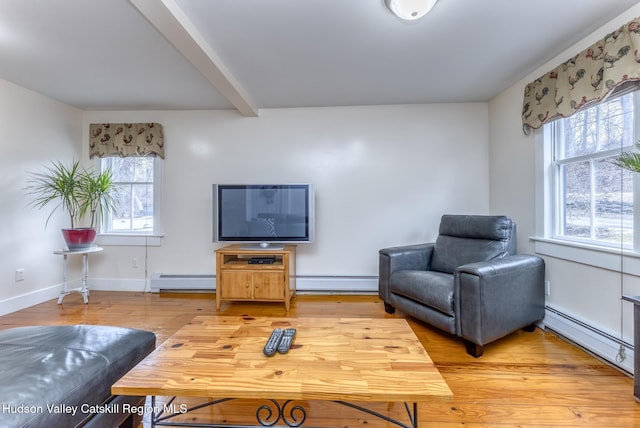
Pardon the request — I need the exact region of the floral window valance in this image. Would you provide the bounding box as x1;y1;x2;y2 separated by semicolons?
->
522;17;640;134
89;123;165;158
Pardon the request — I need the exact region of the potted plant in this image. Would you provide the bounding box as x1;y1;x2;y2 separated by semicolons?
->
25;160;115;250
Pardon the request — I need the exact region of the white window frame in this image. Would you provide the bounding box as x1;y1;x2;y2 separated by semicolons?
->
552;103;636;248
534;92;640;275
93;156;163;246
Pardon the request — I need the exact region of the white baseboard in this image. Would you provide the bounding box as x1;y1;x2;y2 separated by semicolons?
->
0;279;151;315
0;284;62;317
543;304;633;374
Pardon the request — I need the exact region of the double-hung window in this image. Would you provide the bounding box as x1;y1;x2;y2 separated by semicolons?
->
95;155;163;246
548;92;637;249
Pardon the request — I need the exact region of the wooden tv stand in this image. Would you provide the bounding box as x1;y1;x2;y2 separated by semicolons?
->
215;244;296;311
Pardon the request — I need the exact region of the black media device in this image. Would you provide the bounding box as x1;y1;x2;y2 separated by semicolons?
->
248;257;276;264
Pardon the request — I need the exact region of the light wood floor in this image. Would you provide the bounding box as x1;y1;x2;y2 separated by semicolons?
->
1;291;639;427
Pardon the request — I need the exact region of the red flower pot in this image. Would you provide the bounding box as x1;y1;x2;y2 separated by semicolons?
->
62;228;96;250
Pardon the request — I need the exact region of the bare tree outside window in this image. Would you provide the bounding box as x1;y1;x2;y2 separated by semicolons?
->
554;93;635;247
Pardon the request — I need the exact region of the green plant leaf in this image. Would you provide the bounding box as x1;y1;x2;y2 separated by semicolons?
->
613;143;640;173
24;160;115;230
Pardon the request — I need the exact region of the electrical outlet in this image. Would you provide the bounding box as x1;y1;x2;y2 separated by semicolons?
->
132;258;139;269
544;280;550;296
15;269;25;282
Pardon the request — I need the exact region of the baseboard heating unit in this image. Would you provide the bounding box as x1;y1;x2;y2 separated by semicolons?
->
543;304;634;375
150;274;378;293
150;274;215;292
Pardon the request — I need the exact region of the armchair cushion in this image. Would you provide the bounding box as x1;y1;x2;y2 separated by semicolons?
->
390;270;454;316
431;215;515;274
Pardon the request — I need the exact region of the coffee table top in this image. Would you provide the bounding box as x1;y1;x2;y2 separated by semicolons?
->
112;316;453;403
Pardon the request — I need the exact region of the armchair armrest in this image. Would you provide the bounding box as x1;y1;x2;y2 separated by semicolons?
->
378;243;434;302
454;254;545;346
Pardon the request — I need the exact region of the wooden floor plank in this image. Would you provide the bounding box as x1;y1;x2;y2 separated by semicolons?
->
0;291;639;427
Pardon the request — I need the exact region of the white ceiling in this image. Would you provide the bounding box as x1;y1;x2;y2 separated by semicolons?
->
0;0;638;116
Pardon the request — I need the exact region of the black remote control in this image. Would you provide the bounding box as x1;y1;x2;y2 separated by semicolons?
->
277;328;296;354
263;328;284;356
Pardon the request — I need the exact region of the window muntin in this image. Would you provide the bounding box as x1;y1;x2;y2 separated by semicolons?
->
552;93;635;248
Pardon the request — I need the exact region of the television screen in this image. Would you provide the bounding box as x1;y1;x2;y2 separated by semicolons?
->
213;184;314;245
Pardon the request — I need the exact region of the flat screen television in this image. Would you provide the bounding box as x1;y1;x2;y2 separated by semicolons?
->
212;184;315;249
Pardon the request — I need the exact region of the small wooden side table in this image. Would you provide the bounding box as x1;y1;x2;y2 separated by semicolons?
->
54;246;103;304
622;295;640;401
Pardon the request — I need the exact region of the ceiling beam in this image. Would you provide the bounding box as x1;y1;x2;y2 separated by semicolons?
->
128;0;258;117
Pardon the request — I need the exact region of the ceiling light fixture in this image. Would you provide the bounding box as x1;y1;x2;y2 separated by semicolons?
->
384;0;438;21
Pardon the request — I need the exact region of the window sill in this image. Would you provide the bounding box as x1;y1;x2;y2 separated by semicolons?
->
532;236;640;276
96;234;163;247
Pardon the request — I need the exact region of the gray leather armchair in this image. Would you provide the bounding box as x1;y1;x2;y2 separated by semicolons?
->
379;214;545;357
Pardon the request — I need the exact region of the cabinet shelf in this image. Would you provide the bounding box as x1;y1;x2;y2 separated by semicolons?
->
220;255;284;268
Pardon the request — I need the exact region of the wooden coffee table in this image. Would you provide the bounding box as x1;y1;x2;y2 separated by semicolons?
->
112;316;452;427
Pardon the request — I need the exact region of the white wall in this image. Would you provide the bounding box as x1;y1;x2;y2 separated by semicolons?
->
488;82;538;254
83;103;490;289
489;4;640;372
0;78;82;314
